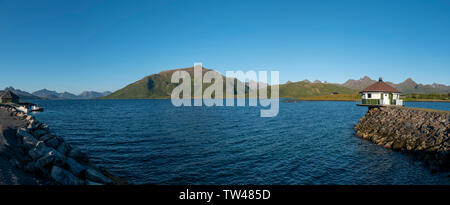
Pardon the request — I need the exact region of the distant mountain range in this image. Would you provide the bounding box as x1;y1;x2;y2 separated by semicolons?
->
4;87;41;99
3;69;449;100
99;67;357;99
341;76;450;94
100;67;449;99
2;87;111;100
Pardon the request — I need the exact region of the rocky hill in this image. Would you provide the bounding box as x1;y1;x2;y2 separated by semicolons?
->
279;81;356;98
342;77;450;94
100;67;251;99
4;87;41;99
28;89;111;100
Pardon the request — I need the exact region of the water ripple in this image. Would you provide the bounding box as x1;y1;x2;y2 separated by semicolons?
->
30;99;450;185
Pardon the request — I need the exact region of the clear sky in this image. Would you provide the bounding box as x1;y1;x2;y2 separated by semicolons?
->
1;0;449;94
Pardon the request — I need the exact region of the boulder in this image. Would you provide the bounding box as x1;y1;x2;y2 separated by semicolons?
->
68;148;89;163
53;150;67;167
45;137;60;148
9;159;22;168
24;161;48;176
66;157;86;177
32;129;48;138
17;127;32;138
26;115;33;121
86;180;104;185
37;153;55;167
22;133;38;150
50;166;83;185
85;168;112;184
24;161;40;173
39;134;54;141
27;120;38;130
28;141;54;160
40;123;49;131
56;142;69;155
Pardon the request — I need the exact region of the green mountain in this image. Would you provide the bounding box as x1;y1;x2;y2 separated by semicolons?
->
101;67;359;99
279;81;357;98
100;67;251;99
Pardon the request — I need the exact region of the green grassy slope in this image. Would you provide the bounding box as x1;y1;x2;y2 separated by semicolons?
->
278;81;358;98
100;67;250;99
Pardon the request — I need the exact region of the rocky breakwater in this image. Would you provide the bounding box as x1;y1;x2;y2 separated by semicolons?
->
0;104;127;185
354;106;450;171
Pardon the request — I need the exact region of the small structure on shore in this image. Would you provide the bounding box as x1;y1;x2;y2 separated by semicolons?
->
0;90;19;103
0;90;43;113
358;77;403;106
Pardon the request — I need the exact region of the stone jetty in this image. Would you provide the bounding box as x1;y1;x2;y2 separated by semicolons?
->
0;104;127;185
354;106;450;171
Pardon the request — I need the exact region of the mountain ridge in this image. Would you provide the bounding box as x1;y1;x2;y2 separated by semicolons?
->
1;87;112;100
342;77;450;94
101;67;450;99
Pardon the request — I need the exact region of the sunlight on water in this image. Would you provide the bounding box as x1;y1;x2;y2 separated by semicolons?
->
30;100;450;185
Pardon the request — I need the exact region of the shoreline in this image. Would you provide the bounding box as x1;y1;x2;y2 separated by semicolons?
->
285;99;450;103
0;104;127;185
29;98;450;102
354;106;450;172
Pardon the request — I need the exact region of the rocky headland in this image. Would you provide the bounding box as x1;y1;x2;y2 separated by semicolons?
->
354;106;450;171
0;104;127;185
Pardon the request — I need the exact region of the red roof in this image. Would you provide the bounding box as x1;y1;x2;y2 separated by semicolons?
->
361;78;400;93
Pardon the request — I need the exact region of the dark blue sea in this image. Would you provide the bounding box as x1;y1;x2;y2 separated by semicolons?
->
29;100;450;185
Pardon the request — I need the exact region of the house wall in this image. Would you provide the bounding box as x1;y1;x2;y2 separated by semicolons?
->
0;98;18;103
362;92;382;99
361;92;401;105
362;92;400;99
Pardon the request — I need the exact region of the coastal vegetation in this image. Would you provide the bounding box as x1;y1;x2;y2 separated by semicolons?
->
403;93;450;102
289;93;450;102
288;94;360;101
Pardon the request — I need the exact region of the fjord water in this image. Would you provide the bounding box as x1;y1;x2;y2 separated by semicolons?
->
30;100;450;185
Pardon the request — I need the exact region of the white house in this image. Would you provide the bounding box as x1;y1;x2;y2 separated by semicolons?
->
360;77;403;106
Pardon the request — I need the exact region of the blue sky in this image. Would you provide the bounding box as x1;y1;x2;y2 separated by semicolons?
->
1;0;449;94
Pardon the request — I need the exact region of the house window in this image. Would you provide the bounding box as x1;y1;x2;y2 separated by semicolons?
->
367;94;371;98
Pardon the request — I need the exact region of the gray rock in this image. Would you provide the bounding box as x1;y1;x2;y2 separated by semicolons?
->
24;161;48;175
50;166;83;185
32;129;48;138
9;159;21;168
39;134;53;141
26;115;33;121
66;157;86;177
85;168;112;184
24;161;40;173
22;133;38;150
56;142;69;155
86;180;104;185
27;120;38;130
53;150;67;167
37;152;55;167
45;137;60;148
17;127;32;138
68;148;89;163
28;141;53;160
40;123;49;131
